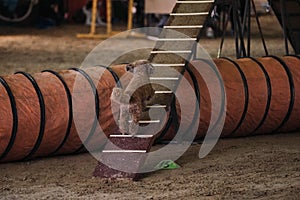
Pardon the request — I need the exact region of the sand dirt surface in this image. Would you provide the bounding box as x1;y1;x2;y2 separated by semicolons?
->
0;14;299;199
0;134;299;199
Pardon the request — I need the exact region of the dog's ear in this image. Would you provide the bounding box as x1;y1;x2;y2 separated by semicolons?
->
126;63;135;73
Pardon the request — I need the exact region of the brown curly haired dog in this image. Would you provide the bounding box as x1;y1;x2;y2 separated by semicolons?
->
111;60;155;134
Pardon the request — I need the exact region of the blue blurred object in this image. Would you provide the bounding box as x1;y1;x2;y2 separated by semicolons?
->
36;17;56;29
2;0;18;12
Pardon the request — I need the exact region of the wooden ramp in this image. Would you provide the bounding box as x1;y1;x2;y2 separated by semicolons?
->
94;0;215;180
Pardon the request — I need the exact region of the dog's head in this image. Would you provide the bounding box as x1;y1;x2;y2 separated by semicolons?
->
126;60;154;75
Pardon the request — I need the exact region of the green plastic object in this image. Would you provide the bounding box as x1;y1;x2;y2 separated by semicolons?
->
154;160;181;170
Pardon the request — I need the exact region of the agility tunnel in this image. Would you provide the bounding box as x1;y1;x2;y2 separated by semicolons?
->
0;55;299;163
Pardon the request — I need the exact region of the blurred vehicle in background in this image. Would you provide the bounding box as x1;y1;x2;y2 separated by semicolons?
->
0;0;39;23
0;0;143;28
0;0;272;30
0;0;68;27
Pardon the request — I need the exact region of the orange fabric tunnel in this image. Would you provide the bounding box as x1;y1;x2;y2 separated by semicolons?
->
0;56;299;162
163;55;300;141
0;66;122;162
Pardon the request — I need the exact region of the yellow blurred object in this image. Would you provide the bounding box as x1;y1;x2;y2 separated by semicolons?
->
77;0;134;39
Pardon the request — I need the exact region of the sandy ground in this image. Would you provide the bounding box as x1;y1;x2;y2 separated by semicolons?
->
0;14;299;199
0;14;294;75
0;134;299;200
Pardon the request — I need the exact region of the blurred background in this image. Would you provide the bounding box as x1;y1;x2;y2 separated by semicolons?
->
0;0;271;28
0;0;294;75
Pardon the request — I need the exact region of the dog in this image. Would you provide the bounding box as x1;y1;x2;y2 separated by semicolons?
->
110;60;155;134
